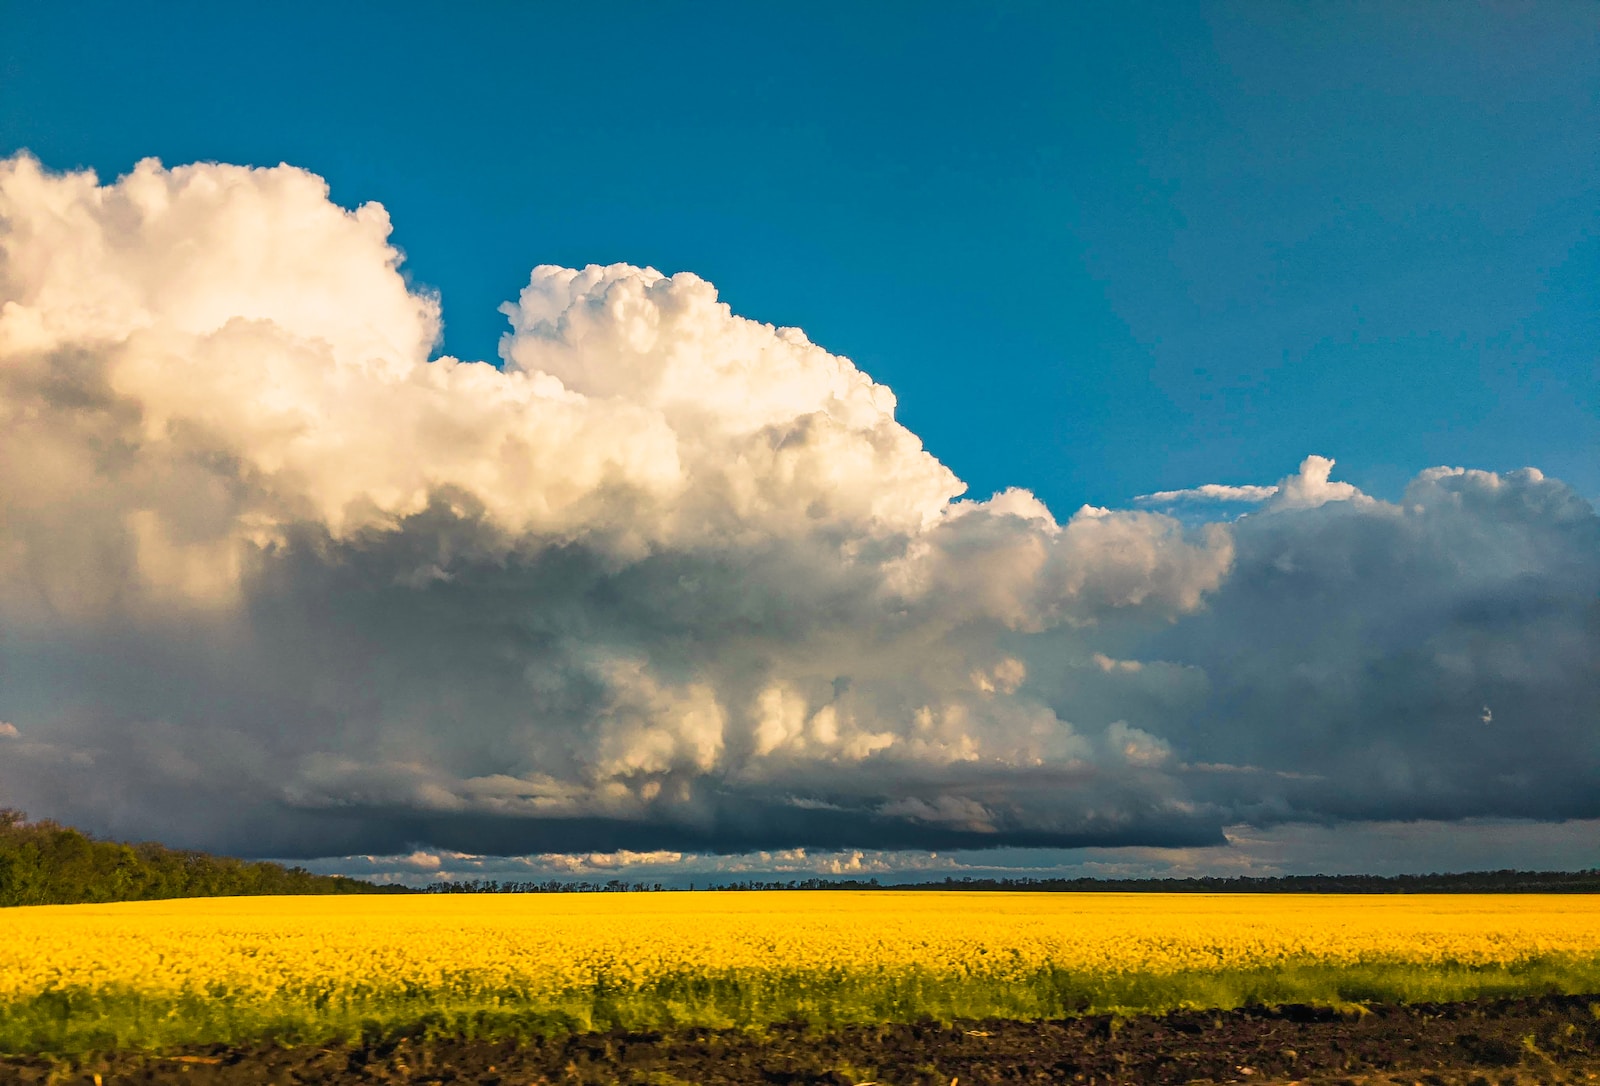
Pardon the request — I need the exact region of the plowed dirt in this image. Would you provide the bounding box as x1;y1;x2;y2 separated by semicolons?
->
4;993;1599;1085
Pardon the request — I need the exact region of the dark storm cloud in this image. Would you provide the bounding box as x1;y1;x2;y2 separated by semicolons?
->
1140;466;1600;825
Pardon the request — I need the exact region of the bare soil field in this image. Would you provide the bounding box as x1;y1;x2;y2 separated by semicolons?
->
4;994;1598;1085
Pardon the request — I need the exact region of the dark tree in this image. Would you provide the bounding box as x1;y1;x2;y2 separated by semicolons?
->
0;810;408;906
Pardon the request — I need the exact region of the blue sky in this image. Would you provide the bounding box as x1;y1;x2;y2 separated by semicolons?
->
1;3;1597;879
6;2;1594;512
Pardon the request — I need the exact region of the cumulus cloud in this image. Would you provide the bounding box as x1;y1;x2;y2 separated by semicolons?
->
0;154;1233;856
0;154;1594;868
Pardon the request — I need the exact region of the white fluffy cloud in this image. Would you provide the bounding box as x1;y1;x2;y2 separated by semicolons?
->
0;154;1594;864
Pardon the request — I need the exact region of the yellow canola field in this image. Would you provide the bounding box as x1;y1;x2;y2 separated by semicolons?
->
3;892;1600;1053
5;891;1600;1002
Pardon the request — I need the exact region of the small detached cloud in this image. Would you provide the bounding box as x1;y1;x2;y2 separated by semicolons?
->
1137;455;1369;512
1137;483;1280;505
0;722;18;740
539;850;686;874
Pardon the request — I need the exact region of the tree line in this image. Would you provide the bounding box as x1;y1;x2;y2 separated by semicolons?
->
422;879;671;894
421;871;1600;894
880;872;1600;893
0;810;405;906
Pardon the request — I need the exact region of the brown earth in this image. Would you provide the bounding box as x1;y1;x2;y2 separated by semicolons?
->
4;994;1599;1086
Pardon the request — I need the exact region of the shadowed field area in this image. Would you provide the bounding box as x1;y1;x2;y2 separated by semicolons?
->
4;993;1599;1084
